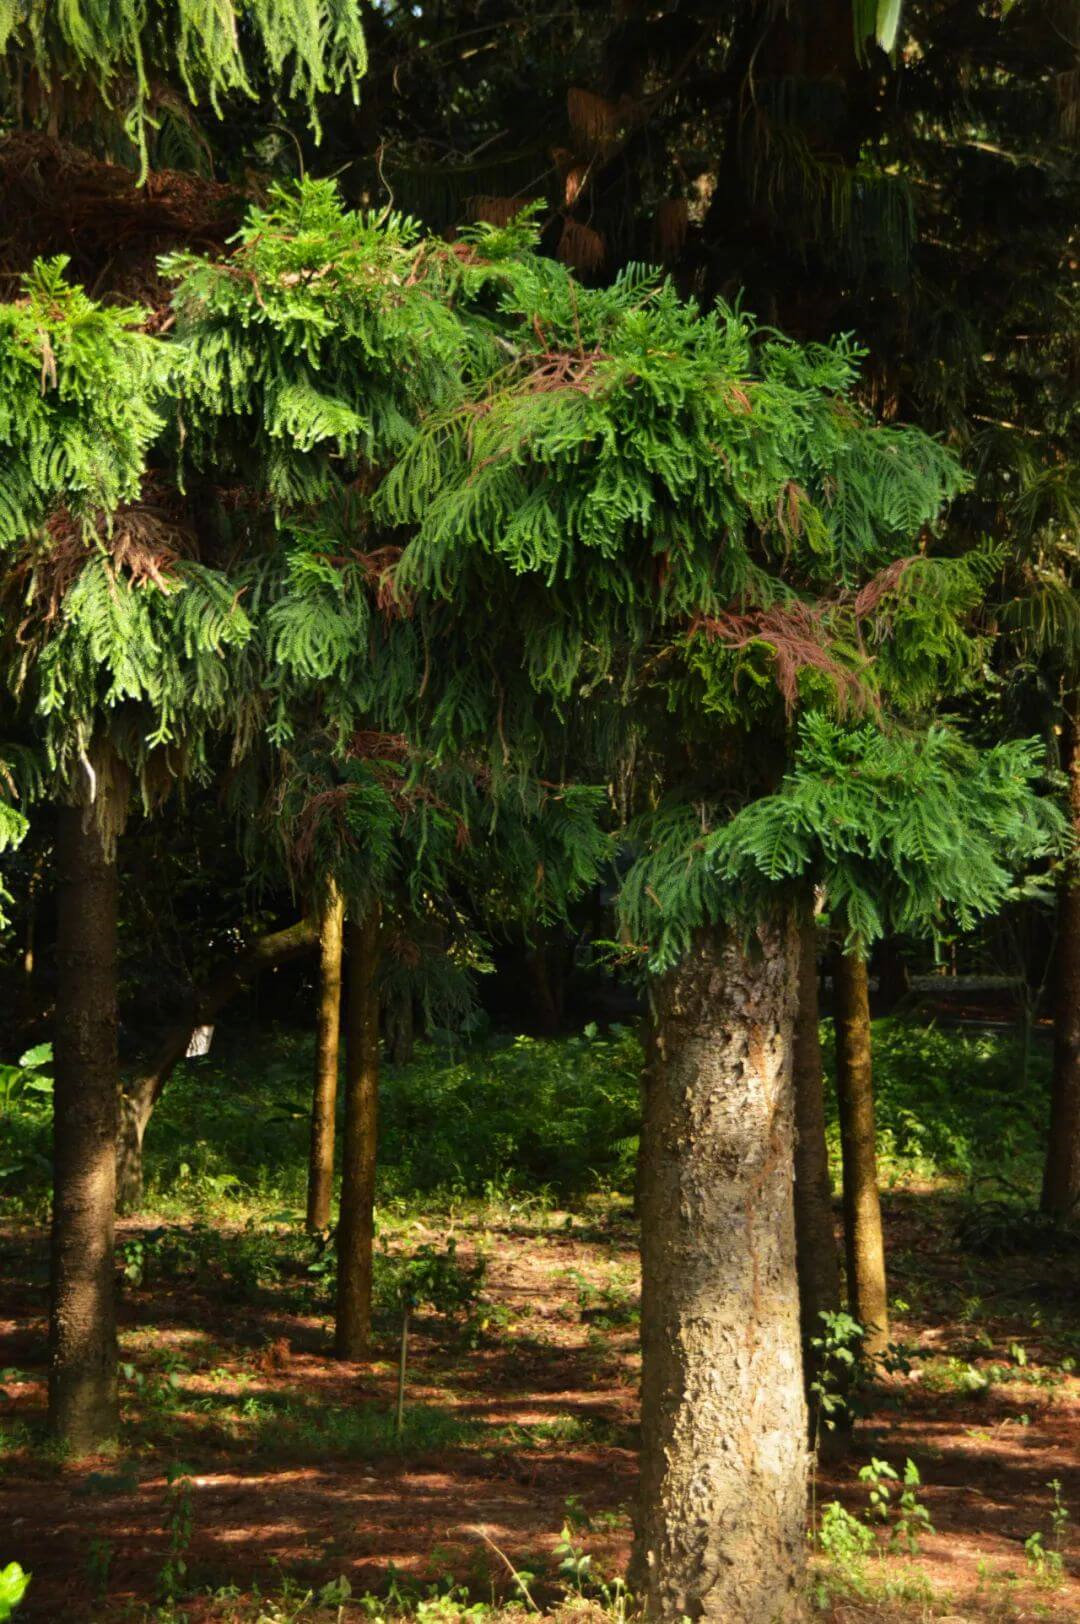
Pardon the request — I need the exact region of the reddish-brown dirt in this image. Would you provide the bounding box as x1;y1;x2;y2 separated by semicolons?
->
1;1192;1078;1622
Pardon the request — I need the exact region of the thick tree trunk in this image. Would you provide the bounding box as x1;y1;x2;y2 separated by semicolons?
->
1043;701;1080;1216
633;916;808;1624
115;916;318;1212
335;907;381;1360
50;801;120;1451
793;910;843;1385
833;950;889;1358
307;881;345;1231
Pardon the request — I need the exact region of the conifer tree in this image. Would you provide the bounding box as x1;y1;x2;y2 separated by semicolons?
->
354;0;1079;1227
0;3;368;1447
0;256;258;1447
351;200;971;1619
627;711;1065;1367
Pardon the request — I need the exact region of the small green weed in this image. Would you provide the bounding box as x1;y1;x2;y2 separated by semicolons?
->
1024;1479;1070;1589
159;1462;196;1603
0;1563;29;1622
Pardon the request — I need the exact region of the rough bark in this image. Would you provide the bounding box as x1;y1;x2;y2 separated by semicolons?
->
633;916;808;1623
116;916;318;1212
833;949;889;1358
1043;700;1080;1216
335;907;381;1360
50;800;120;1451
793;911;843;1381
307;881;345;1231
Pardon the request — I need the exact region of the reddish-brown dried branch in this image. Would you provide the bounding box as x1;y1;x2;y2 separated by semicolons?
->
689;601;865;713
5;485;196;642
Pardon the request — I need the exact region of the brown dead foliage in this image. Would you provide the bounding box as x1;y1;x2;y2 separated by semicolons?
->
690;600;867;713
4;487;196;644
0;132;239;305
556;219;606;275
469;195;539;227
654;198;689;263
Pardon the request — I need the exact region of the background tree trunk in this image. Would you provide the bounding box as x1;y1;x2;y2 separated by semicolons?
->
115;916;317;1212
385;987;415;1067
50;799;120;1451
793;909;844;1408
335;907;381;1360
307;881;345;1230
872;934;911;1013
833;949;889;1358
633;916;808;1623
525;930;565;1035
1043;700;1080;1216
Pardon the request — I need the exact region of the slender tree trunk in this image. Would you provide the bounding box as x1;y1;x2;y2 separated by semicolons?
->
633;916;808;1624
23;895;35;979
335;907;381;1360
793;910;844;1389
50;800;120;1451
307;881;345;1231
526;930;564;1035
833;949;889;1358
115;916;318;1212
1043;700;1080;1216
385;987;415;1067
18;881;37;1032
872;935;910;1013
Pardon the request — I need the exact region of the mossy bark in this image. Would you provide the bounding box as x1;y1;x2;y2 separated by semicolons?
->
50;800;120;1452
1043;700;1080;1216
833;949;889;1359
307;881;345;1231
633;916;808;1622
335;907;381;1360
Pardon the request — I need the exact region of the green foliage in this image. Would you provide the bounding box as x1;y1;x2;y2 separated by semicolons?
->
0;1042;51;1117
0;179;987;963
853;0;904;57
374;1239;486;1319
858;1457;934;1554
0;1018;1055;1218
0;258;253;805
388;239;964;652
159;1462;196;1602
0;1563;29;1622
0;257;168;543
622;715;1066;966
722;717;1065;946
808;1309;863;1442
166;180;466;518
820;1018;1052;1188
377;1028;640;1200
166;179;977;951
1024;1480;1070;1588
0;1;367;176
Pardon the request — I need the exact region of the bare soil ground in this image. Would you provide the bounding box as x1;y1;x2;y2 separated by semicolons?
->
1;1189;1078;1622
